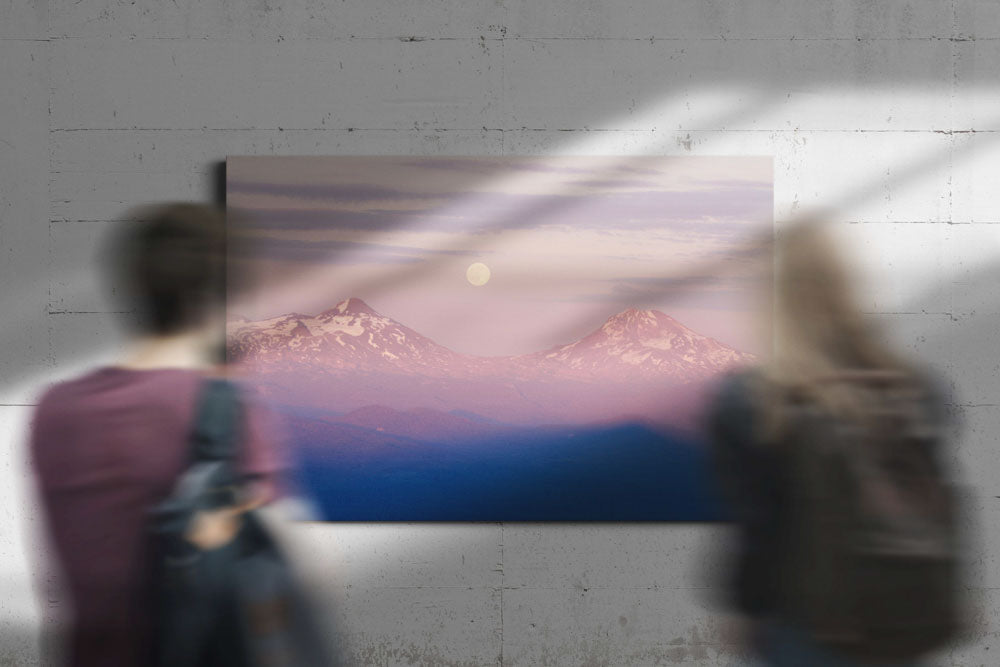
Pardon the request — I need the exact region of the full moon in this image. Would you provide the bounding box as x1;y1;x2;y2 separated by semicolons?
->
466;262;491;286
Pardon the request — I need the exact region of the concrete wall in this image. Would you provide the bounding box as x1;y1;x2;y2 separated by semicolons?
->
2;1;999;664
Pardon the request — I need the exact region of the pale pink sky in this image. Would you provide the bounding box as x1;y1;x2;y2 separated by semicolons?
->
227;156;772;356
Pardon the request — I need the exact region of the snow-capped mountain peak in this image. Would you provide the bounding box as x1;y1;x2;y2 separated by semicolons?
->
599;307;693;340
229;299;754;384
534;306;755;381
228;298;465;376
323;297;380;319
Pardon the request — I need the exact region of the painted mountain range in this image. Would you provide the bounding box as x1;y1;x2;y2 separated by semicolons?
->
223;155;772;520
229;298;754;428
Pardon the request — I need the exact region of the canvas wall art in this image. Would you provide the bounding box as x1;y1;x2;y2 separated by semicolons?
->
226;156;772;520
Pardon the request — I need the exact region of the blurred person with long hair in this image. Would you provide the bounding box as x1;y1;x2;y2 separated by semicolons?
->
29;204;287;665
707;222;964;666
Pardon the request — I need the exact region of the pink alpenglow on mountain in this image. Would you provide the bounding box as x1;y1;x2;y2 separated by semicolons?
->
526;307;755;383
229;299;752;381
229;298;467;377
228;298;754;426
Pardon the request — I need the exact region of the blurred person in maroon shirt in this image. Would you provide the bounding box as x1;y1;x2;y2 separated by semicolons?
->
30;204;287;666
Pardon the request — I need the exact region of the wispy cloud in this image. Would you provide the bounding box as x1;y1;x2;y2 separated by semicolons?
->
393;158;601;176
233;237;480;264
617;166;661;175
565;282;755;309
567;178;662;189
233;185;770;235
692;178;773;190
227;180;438;202
232;207;437;232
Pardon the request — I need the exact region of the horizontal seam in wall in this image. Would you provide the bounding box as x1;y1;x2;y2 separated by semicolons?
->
33;36;994;43
864;314;956;320
47;310;132;315
46;128;997;133
48;223;993;231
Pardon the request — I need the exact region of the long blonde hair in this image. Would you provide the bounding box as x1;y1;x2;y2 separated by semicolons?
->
761;221;911;434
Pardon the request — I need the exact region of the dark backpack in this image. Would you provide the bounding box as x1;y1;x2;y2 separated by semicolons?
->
149;378;336;667
778;372;962;661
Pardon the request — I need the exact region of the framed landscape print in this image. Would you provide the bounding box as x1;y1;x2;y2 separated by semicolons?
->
226;156;772;520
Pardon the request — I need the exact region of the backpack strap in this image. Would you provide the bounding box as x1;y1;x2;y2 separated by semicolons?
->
190;378;243;464
184;378;245;508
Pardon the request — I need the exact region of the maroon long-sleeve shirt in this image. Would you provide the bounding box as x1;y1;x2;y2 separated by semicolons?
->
30;367;286;666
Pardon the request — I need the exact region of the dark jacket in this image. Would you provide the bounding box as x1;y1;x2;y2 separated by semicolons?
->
706;369;954;618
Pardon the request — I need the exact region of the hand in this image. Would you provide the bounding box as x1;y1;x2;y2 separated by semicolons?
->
185;507;242;550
